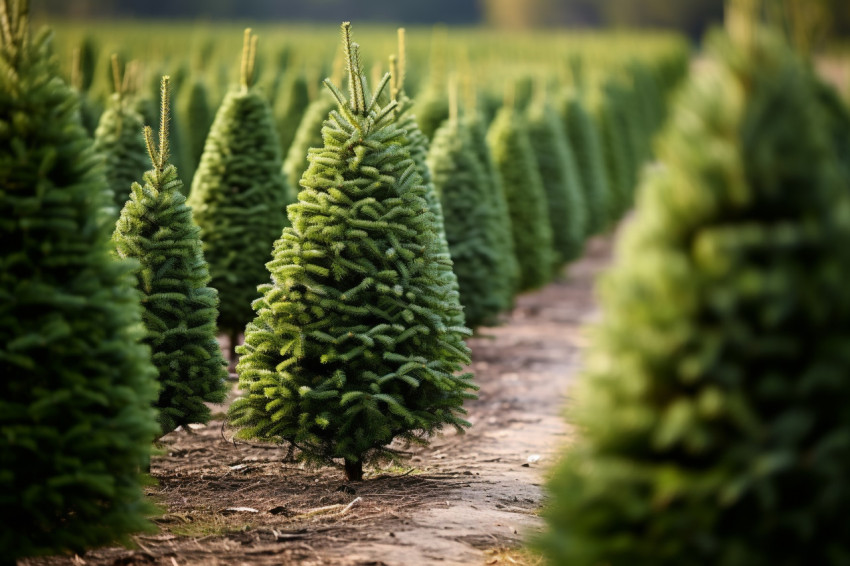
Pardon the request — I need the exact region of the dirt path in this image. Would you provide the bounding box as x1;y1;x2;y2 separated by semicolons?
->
24;236;613;566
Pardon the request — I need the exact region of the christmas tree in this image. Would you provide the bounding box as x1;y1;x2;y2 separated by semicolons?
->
178;74;214;186
428;84;506;328
560;92;611;235
273;68;311;159
187;29;292;363
596;80;637;221
526;91;587;267
487;97;555;292
113;76;228;437
0;1;159;559
461;110;518;309
229;23;476;482
537;20;850;566
282;92;336;190
93;55;149;212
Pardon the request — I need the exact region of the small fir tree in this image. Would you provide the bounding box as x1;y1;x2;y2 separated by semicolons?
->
187;29;292;363
526;93;587;267
0;1;159;559
229;23;476;482
537;25;850;566
113;76;228;437
596;81;637;221
487;99;555;292
428;87;506;328
93;55;149;212
560;92;611;236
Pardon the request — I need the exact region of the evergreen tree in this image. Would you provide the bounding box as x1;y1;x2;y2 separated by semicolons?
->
487;102;554;292
537;27;850;566
273;69;311;159
390;29;462;326
113;76;228;437
596;81;636;221
428;96;505;328
187;29;292;364
229;23;476;482
414;90;450;140
93;55;149;212
178;74;214;187
526;94;587;267
560;93;611;235
461;110;518;309
282;92;336;191
0;2;159;559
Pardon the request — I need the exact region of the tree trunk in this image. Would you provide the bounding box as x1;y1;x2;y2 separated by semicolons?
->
344;458;363;481
228;330;239;374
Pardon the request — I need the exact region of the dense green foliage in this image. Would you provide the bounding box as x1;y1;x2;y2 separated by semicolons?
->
113;81;228;436
429;116;505;328
538;30;850;566
487;105;554;291
178;75;214;185
273;70;311;158
282;93;336;190
462;112;518;308
526;97;587;266
560;93;611;234
0;6;159;559
93;66;148;211
187;30;292;349
229;24;476;481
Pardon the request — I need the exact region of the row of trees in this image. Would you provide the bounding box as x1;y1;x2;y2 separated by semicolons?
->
1;2;689;562
537;0;850;562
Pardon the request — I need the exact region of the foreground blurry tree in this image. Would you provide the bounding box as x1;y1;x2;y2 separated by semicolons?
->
187;29;291;365
537;6;850;564
113;77;228;438
229;23;476;481
0;0;159;560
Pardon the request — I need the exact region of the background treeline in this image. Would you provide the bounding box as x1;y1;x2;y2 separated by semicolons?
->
37;0;849;40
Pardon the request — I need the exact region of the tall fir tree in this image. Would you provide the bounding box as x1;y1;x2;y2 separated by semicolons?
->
560;92;611;235
487;99;555;292
228;23;476;482
526;92;587;267
428;86;506;328
187;29;292;364
0;1;159;559
113;76;228;438
537;23;850;566
93;55;149;212
596;81;636;221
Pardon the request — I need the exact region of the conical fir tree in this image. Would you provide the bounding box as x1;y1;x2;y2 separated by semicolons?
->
93;55;149;211
113;77;228;438
428;88;505;329
462;109;518;309
526;93;587;267
187;29;292;363
0;1;159;560
273;69;311;158
537;25;850;566
229;23;476;482
487;99;555;292
560;92;611;236
282;92;336;190
178;74;214;185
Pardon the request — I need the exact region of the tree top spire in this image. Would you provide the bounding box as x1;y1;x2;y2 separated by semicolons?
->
144;75;171;173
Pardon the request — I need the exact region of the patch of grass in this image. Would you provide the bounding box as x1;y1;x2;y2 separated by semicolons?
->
365;465;424;478
484;546;545;566
154;512;253;538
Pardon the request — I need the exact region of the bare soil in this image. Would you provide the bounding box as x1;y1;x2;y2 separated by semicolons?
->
22;236;613;566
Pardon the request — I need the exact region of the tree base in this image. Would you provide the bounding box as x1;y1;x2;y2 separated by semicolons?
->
344;459;363;481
